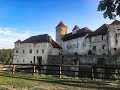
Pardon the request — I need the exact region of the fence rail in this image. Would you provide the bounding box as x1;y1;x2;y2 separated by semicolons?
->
0;64;120;80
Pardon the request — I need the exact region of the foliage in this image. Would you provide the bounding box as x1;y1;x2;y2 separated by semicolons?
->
0;49;13;64
98;0;120;19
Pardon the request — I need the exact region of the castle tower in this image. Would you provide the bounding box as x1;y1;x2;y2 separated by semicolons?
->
56;21;68;45
72;25;80;34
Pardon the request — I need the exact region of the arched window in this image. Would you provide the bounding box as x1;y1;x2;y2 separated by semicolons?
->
29;49;32;53
114;48;116;51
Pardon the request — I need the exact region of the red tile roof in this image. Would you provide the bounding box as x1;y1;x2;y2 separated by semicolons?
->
72;25;80;30
56;21;67;28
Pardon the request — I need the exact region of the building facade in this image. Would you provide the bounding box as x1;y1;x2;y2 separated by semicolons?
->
13;34;62;64
13;20;120;64
56;20;120;55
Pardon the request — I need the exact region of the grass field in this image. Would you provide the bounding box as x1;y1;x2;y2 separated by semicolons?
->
0;72;119;90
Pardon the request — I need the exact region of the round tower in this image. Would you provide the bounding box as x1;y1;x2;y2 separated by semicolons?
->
56;21;68;45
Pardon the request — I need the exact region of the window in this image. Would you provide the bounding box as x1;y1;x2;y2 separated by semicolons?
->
29;49;32;53
23;50;25;53
30;61;32;63
102;45;105;50
102;35;104;40
115;40;118;46
59;52;61;55
93;46;96;50
36;50;38;53
42;49;44;54
114;48;116;51
23;59;24;62
16;50;18;53
115;33;118;46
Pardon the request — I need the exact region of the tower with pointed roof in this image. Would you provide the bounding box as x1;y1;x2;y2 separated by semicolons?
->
72;25;80;34
56;21;68;46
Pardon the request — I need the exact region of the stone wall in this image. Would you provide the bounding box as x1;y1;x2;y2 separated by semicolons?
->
108;25;120;55
47;55;62;65
48;55;109;76
62;36;87;55
47;55;109;65
47;55;109;76
13;42;61;65
86;34;109;55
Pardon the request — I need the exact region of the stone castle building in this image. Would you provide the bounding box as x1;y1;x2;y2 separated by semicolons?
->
56;20;120;56
13;20;120;64
13;34;62;64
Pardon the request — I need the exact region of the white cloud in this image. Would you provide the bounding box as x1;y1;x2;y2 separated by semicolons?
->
49;32;55;41
0;27;32;49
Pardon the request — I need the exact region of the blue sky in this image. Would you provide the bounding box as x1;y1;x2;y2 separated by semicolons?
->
0;0;119;49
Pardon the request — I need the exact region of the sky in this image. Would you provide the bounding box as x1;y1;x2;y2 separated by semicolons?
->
0;0;119;49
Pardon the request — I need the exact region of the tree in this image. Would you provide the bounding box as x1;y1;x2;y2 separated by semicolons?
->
0;49;13;64
98;0;120;19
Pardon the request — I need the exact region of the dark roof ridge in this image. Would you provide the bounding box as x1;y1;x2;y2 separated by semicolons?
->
86;24;109;38
62;27;91;41
15;39;21;43
56;21;67;28
21;34;61;49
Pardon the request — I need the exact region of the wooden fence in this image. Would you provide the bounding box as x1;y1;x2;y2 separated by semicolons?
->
0;64;120;80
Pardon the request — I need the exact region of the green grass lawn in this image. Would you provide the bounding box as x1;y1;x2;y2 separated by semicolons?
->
0;72;119;90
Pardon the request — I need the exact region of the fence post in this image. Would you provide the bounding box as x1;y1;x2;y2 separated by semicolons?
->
33;65;36;75
91;66;94;80
12;65;16;73
59;65;62;78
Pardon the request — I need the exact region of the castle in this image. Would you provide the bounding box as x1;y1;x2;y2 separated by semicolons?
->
56;20;120;56
13;20;120;64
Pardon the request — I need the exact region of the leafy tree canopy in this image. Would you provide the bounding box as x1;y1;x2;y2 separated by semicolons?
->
98;0;120;19
0;49;13;64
